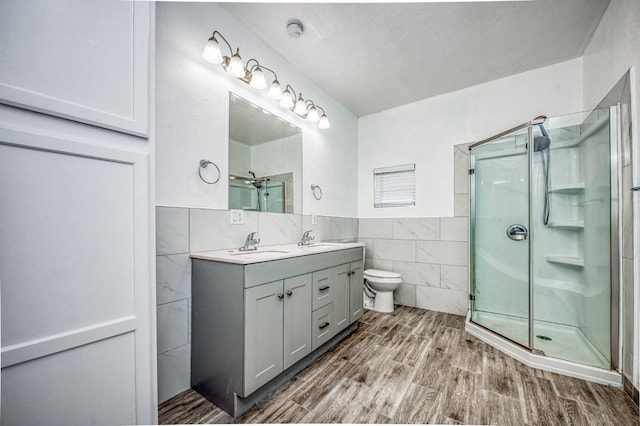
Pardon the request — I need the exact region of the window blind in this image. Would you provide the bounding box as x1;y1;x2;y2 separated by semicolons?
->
373;163;415;208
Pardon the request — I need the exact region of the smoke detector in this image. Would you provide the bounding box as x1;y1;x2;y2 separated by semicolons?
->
286;19;304;38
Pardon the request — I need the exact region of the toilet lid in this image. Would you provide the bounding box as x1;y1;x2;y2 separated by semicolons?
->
364;269;401;279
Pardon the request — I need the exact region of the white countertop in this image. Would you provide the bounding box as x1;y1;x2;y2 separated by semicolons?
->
190;241;364;265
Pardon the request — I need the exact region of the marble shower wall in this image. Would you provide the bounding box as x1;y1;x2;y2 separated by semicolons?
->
359;144;470;316
155;207;357;403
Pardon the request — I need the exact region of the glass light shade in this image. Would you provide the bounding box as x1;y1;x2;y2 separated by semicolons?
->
318;114;330;129
306;106;320;123
227;51;245;78
268;80;282;100
250;67;267;89
280;89;294;109
202;37;223;64
293;95;307;115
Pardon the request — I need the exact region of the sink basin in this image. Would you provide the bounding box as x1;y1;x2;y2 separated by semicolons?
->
297;242;342;248
230;250;290;256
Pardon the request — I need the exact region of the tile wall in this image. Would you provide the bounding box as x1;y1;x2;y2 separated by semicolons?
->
155;207;357;403
359;144;470;316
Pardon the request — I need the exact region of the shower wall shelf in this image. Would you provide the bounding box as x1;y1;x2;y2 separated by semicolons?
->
547;220;584;229
545;255;585;267
550;183;585;194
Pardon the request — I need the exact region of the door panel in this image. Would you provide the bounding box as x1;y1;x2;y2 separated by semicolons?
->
283;274;312;369
470;128;530;347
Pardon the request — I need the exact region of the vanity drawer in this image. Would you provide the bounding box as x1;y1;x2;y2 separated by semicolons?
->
311;303;334;351
312;268;334;310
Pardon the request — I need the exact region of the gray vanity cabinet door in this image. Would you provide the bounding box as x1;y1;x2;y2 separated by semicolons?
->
333;264;350;332
312;268;334;310
283;274;312;369
244;280;284;396
349;261;364;323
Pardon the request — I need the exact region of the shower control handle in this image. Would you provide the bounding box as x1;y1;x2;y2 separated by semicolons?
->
506;224;528;241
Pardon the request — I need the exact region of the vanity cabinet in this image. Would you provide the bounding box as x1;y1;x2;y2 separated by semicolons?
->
191;245;364;417
244;274;312;395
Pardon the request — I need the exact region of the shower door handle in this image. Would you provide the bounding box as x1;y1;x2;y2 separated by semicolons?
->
506;224;528;241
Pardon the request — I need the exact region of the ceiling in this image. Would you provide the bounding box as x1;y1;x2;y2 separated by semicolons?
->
224;1;610;117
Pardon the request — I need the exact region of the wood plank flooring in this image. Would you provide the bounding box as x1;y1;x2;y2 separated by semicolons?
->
159;306;639;425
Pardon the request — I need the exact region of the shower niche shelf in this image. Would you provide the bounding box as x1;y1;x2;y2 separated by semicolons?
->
549;182;585;194
547;220;584;229
545;255;584;268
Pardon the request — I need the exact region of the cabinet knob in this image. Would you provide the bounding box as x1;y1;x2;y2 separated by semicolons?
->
277;293;284;299
319;285;330;291
319;322;330;329
347;271;353;276
286;290;293;296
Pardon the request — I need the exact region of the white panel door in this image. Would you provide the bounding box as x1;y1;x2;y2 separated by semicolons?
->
0;127;153;425
0;0;150;136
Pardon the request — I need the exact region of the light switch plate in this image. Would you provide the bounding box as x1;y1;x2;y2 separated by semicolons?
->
311;215;318;225
230;209;244;225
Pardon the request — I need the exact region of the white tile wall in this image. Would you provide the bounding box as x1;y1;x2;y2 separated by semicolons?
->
416;240;467;266
359;218;393;239
156;254;192;305
157;344;191;404
258;212;302;246
373;239;416;262
440;217;468;241
392;217;439;240
157;299;189;354
156;207;189;255
393;261;441;288
189;208;259;252
416;286;467;315
441;265;468;292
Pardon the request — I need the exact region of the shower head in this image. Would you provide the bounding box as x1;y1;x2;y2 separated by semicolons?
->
533;122;550;151
534;134;550;152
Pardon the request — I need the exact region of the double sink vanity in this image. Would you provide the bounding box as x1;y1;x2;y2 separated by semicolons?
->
190;240;365;417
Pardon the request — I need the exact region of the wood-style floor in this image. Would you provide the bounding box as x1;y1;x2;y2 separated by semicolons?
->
159;306;639;425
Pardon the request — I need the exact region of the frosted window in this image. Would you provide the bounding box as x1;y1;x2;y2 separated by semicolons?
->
373;164;415;208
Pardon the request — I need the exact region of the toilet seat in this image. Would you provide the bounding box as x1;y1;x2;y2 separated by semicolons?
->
364;269;402;284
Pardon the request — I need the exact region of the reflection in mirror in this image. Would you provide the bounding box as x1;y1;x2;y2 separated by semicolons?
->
229;93;302;214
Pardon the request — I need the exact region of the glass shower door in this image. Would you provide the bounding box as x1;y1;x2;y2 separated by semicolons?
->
470;127;530;347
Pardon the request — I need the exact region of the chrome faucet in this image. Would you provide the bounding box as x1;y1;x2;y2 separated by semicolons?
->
298;229;315;246
239;232;260;251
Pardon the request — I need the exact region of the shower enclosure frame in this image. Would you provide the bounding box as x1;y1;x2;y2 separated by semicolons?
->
466;108;622;386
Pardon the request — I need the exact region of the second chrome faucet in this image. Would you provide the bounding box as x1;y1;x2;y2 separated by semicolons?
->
239;232;260;251
298;229;315;246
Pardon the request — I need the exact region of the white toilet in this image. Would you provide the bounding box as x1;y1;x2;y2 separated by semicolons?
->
363;269;402;313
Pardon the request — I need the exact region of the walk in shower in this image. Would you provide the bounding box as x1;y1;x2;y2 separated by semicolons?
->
467;108;622;385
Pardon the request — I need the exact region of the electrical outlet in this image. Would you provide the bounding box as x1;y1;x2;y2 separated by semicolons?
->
311;215;318;225
230;209;244;225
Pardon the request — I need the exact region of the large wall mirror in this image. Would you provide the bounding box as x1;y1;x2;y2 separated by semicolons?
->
228;93;302;214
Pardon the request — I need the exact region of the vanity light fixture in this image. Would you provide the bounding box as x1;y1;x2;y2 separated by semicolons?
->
202;30;329;130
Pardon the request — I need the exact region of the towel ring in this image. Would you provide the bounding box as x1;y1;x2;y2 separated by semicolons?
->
311;184;323;200
198;159;221;184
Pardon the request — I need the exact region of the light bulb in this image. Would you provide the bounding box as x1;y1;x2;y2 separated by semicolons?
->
226;49;245;78
293;93;307;115
250;67;267;89
268;80;282;100
306;106;320;123
202;36;222;64
280;89;294;109
318;114;330;129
